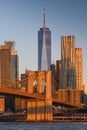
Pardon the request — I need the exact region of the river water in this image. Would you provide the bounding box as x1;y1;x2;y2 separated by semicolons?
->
0;122;87;130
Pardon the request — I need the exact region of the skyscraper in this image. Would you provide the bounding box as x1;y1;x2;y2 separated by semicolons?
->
75;48;84;90
4;41;19;83
38;6;51;70
61;36;76;89
4;41;19;112
0;45;11;86
56;60;61;89
0;45;11;112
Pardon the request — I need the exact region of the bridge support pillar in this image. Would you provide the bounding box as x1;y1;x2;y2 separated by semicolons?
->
26;100;45;121
26;71;37;121
26;70;52;121
45;71;53;121
27;100;36;121
36;100;45;121
37;71;44;93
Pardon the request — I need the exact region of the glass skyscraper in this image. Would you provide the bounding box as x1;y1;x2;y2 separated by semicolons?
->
61;36;76;89
4;41;19;112
38;7;51;70
4;41;19;83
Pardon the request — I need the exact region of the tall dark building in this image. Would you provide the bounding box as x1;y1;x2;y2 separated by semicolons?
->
4;41;19;112
4;41;19;83
56;60;61;89
0;45;11;112
38;6;51;70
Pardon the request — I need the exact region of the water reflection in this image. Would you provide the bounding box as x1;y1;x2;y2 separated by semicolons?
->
0;122;87;130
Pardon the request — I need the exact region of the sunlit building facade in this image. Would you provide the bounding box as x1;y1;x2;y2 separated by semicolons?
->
4;41;19;112
75;48;84;90
0;45;11;86
0;45;11;112
4;41;19;83
61;36;76;89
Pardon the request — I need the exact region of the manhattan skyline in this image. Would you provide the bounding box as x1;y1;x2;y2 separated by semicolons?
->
0;0;87;91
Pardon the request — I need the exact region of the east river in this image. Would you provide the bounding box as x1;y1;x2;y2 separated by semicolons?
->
0;122;87;130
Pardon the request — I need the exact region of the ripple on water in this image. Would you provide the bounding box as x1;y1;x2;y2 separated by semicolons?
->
0;122;87;130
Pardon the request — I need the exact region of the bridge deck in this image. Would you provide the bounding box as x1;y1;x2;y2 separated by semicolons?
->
0;87;85;109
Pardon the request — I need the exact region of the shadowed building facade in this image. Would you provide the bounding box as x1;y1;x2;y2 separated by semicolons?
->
56;60;61;89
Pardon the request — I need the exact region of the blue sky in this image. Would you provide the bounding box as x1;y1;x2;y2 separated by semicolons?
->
0;0;87;91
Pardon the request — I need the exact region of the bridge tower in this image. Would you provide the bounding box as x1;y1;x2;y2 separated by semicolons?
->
26;70;52;121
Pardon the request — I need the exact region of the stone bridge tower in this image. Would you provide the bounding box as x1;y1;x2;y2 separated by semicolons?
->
26;70;52;121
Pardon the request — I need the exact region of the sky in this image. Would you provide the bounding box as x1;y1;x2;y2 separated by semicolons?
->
0;0;87;91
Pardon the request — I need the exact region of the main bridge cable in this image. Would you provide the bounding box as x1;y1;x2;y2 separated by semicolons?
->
0;71;48;89
0;73;84;109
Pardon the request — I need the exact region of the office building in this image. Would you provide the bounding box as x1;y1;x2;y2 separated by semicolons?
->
38;6;51;70
75;48;84;90
4;41;19;84
61;36;76;89
0;45;11;86
0;45;11;112
56;60;61;89
4;41;19;112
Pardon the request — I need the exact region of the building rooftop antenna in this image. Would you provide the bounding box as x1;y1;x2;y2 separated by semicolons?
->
43;0;46;28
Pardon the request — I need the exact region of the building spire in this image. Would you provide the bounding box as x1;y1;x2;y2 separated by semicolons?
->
43;0;46;28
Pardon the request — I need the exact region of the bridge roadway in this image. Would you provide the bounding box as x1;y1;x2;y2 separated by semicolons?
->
0;87;84;109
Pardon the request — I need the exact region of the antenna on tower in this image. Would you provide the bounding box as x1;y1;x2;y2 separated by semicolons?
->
43;0;46;28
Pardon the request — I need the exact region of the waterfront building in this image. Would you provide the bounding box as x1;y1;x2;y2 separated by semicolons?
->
38;6;51;70
75;48;84;90
0;45;11;86
61;36;76;89
57;89;84;105
4;41;19;112
0;97;5;112
4;41;19;84
0;45;11;112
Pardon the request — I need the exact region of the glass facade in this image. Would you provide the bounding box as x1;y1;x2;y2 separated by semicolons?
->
38;28;51;70
11;54;19;83
4;41;19;112
61;36;76;89
4;41;19;83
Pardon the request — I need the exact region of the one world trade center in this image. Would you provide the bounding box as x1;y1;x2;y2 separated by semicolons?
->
38;6;51;70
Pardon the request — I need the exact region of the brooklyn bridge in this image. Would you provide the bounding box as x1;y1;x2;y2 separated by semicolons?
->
0;70;85;121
